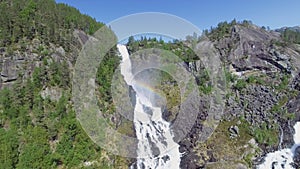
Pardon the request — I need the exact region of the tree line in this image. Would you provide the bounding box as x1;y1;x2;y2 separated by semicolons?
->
0;0;103;48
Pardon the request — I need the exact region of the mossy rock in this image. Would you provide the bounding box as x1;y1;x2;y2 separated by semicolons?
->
194;119;260;167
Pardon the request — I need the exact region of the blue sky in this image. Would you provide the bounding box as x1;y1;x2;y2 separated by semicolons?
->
55;0;299;31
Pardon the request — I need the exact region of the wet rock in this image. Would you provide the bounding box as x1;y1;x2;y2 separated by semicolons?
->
279;121;295;149
180;153;201;169
229;125;239;138
178;97;209;168
179;140;192;153
162;155;170;163
293;146;300;168
129;85;137;108
288;94;300;121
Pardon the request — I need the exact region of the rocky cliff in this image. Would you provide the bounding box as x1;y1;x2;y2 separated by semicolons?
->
179;23;300;169
0;6;300;167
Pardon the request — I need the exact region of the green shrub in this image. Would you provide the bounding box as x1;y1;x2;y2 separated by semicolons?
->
252;123;278;146
234;79;247;90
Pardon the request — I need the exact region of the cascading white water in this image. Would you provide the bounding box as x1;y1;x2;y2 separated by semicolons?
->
117;44;181;169
258;122;300;169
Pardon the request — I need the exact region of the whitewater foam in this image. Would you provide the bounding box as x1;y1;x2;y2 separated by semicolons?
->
117;44;181;169
258;122;300;169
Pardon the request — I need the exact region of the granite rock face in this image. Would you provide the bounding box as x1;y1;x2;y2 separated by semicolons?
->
1;59;18;82
0;29;85;89
179;24;300;169
1;22;300;168
216;25;296;74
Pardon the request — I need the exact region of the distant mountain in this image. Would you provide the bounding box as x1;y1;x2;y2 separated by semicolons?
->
275;26;300;33
273;26;300;44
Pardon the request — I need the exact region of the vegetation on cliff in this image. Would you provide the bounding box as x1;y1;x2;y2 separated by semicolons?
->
0;0;299;168
0;0;103;48
0;0;129;168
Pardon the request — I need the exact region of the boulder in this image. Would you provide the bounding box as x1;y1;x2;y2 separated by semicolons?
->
293;146;300;168
40;87;62;101
229;125;239;138
0;60;17;82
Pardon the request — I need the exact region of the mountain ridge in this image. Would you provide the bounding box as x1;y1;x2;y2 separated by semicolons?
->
0;0;300;168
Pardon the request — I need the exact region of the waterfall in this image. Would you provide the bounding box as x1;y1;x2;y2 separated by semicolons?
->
257;122;300;169
117;44;181;169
